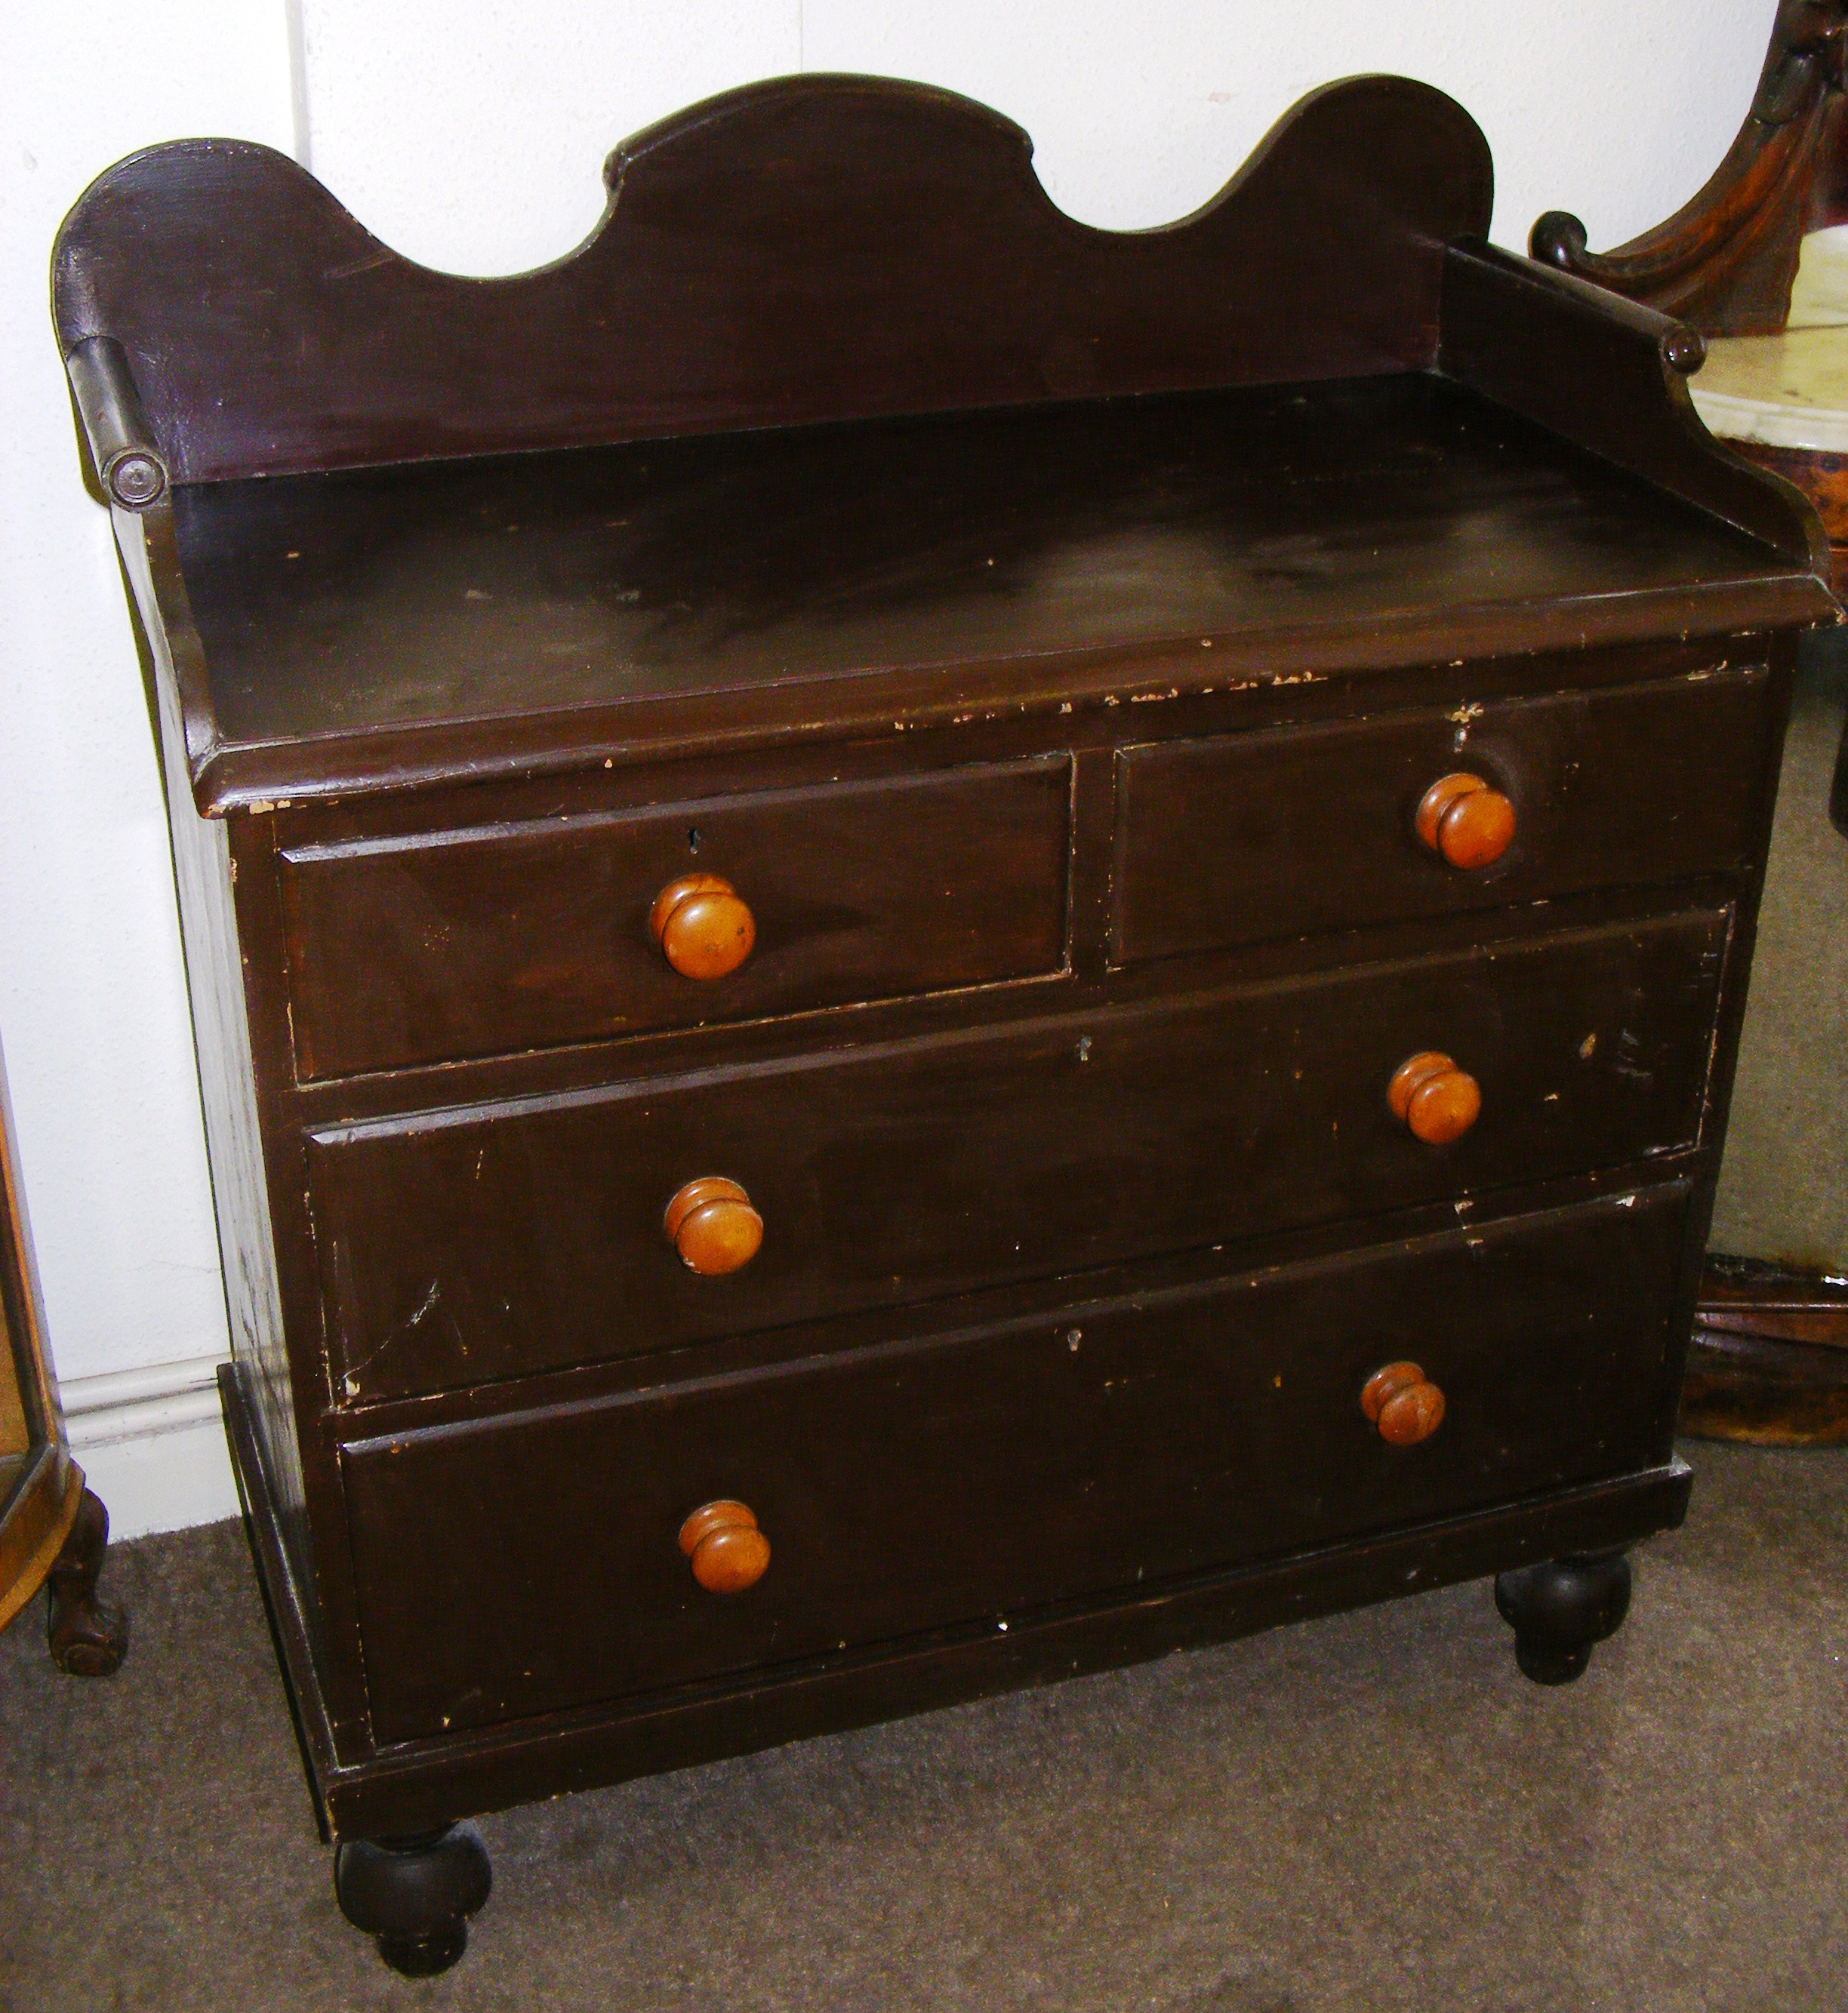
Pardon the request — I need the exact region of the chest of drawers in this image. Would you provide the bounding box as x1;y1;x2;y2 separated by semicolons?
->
55;74;1834;1975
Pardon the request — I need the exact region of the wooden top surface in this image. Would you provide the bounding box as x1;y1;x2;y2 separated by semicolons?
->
165;372;1811;808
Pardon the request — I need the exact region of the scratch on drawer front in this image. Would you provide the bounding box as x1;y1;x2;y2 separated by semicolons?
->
327;249;394;280
341;1278;455;1396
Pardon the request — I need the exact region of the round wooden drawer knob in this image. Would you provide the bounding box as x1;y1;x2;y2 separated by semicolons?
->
664;1177;763;1276
679;1500;771;1593
649;873;756;980
1415;772;1516;870
1361;1361;1446;1446
1388;1050;1481;1145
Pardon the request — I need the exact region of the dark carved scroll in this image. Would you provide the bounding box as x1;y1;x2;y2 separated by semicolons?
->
1530;0;1848;336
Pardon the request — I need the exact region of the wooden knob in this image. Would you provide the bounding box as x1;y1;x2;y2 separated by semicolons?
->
1361;1362;1447;1446
679;1500;770;1593
649;873;755;979
1415;773;1516;870
1388;1051;1481;1145
664;1177;763;1276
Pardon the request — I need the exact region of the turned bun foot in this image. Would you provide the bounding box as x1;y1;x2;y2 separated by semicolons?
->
47;1487;128;1676
1495;1551;1632;1685
334;1824;491;1975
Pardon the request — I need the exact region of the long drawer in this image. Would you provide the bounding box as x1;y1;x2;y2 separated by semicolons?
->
278;755;1073;1079
341;1185;1690;1745
1112;665;1776;965
309;909;1728;1401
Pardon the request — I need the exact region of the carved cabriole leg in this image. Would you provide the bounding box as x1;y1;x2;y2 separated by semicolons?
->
46;1486;128;1676
1494;1551;1633;1686
334;1824;492;1976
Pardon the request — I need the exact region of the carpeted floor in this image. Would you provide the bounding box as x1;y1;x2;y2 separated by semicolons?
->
3;1441;1845;2012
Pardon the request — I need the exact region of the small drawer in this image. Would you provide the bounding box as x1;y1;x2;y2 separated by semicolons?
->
1112;664;1777;965
340;1185;1689;1744
277;755;1073;1079
307;908;1726;1402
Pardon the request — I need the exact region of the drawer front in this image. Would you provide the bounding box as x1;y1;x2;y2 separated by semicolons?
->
309;910;1726;1401
343;1186;1689;1744
1113;666;1776;965
279;756;1072;1079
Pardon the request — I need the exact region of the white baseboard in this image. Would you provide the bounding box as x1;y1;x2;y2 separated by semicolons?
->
59;1353;239;1539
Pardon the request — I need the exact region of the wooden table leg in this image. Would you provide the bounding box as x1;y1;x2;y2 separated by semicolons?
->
46;1486;128;1676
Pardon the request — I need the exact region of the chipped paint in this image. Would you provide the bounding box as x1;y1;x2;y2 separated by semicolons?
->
338;1278;457;1394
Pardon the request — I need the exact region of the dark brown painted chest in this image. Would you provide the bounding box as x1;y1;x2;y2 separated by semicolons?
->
54;73;1834;1975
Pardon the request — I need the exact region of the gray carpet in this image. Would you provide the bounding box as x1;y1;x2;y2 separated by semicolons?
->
4;1442;1846;2012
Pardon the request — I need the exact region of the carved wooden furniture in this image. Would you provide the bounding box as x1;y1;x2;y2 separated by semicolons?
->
1534;0;1848;1439
1685;1255;1848;1439
54;75;1833;1974
0;1031;127;1675
1531;0;1848;339
1535;1;1848;612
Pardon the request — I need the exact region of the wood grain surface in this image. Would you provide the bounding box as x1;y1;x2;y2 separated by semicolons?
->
159;378;1818;817
339;1187;1688;1744
278;756;1071;1078
1111;663;1776;964
306;910;1729;1402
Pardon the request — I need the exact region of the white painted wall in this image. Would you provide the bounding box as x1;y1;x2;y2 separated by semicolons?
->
0;1;1779;1534
293;2;1767;272
0;10;298;1534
